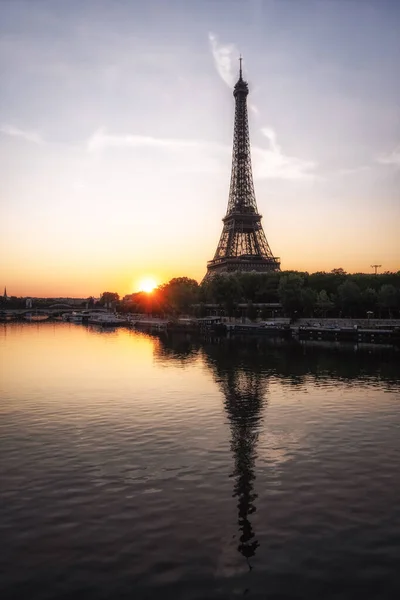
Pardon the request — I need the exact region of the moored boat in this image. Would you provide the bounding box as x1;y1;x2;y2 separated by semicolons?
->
24;313;49;322
88;313;126;326
0;312;16;322
62;311;88;323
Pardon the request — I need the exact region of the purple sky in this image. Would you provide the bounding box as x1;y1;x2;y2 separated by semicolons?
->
1;0;399;296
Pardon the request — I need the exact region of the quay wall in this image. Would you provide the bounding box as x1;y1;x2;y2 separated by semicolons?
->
295;318;400;328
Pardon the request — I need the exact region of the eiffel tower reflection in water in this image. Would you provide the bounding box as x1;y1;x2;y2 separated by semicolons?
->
151;331;400;583
202;341;267;568
153;334;266;566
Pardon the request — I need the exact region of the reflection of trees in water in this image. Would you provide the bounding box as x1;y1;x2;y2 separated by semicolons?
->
203;336;400;388
151;333;399;566
150;331;398;384
151;332;201;366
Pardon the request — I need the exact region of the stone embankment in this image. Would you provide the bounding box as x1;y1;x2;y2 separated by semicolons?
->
295;318;400;329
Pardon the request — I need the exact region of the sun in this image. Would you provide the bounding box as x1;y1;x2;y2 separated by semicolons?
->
138;277;157;293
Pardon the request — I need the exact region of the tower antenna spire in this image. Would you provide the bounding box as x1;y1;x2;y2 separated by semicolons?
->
239;54;243;79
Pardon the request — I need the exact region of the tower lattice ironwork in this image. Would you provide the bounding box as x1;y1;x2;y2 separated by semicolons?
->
204;59;280;280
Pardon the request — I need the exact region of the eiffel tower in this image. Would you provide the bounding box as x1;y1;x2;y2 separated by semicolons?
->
204;59;280;280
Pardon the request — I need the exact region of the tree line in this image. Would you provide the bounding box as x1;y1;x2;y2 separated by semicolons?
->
118;269;400;319
3;270;398;319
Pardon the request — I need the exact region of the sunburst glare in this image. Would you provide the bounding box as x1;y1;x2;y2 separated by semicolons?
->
138;278;157;293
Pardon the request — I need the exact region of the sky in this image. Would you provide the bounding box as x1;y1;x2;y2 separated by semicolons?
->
1;0;399;298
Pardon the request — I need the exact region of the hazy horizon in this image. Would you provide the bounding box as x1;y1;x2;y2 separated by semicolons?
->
1;0;399;297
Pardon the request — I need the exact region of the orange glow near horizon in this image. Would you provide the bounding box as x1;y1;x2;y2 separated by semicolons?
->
3;255;400;299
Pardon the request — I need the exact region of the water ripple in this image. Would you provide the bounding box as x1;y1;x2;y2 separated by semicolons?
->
0;324;399;599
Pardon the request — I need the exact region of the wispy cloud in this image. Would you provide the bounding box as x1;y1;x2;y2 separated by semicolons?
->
87;127;316;180
249;104;259;116
87;128;215;153
0;124;43;144
253;127;317;180
261;128;280;154
207;32;316;180
208;32;237;88
208;32;258;117
333;165;370;177
377;147;400;167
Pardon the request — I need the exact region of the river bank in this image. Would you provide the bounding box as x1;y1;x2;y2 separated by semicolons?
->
132;316;400;346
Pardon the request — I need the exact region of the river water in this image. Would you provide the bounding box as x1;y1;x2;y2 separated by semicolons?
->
1;322;400;599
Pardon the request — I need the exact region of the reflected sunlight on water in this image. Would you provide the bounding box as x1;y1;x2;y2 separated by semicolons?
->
1;323;400;599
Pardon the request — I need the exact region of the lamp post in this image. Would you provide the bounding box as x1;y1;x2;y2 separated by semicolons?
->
371;264;381;275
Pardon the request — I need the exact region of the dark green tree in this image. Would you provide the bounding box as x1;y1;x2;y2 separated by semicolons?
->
278;274;304;316
204;275;242;317
100;292;120;306
316;290;334;317
378;284;398;318
300;288;317;317
160;277;199;315
337;281;362;317
361;288;378;314
238;273;263;303
258;273;280;303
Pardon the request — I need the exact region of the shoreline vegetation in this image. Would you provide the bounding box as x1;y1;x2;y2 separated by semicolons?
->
2;269;400;320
